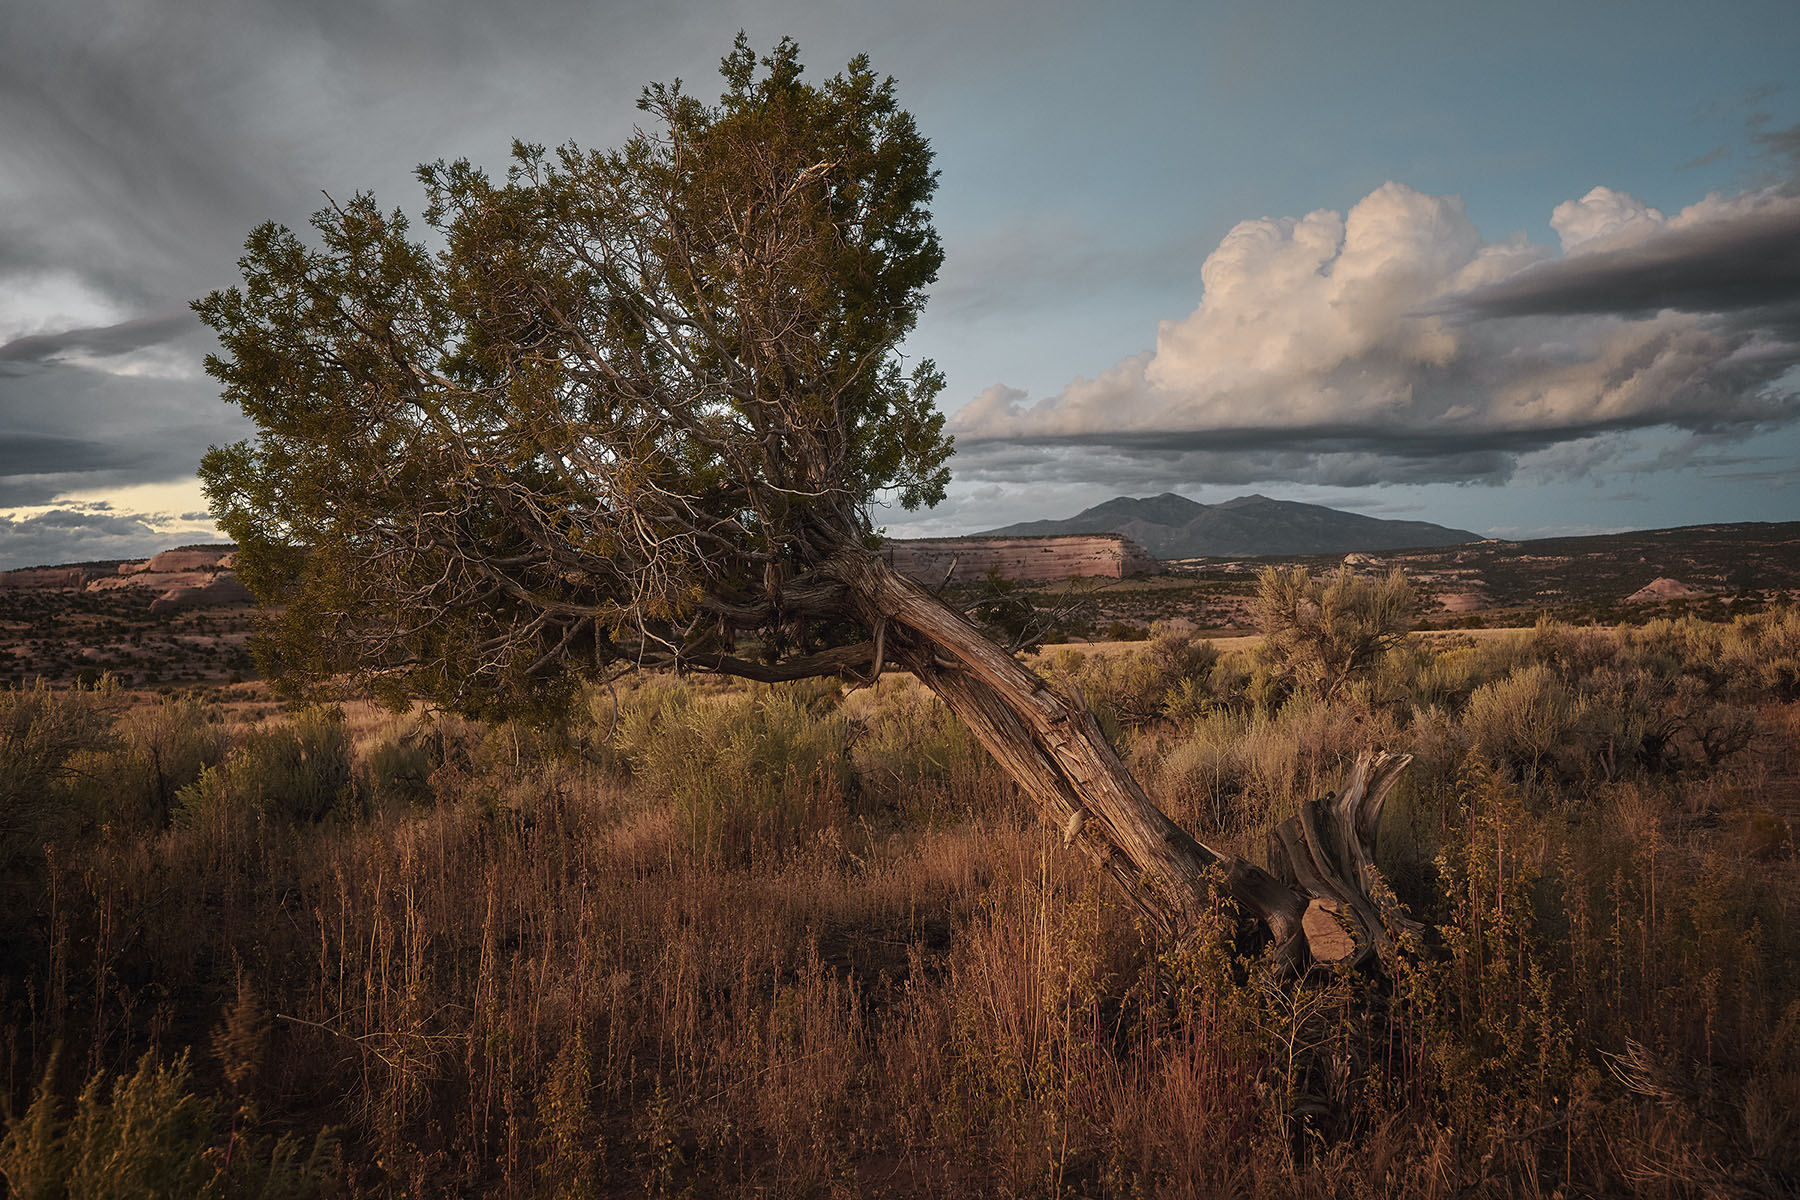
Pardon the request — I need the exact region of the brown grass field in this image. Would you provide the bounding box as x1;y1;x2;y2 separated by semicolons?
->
3;610;1800;1197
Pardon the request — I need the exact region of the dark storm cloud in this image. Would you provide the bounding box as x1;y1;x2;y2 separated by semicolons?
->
0;313;201;365
0;360;250;506
1443;203;1800;320
0;0;1041;534
0;433;135;476
0;0;1037;308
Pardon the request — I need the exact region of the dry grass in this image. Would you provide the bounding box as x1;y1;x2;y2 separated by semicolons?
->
3;613;1799;1196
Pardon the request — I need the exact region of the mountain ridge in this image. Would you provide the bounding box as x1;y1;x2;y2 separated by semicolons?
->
982;493;1481;558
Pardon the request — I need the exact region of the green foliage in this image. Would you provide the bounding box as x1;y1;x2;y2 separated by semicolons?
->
1040;623;1220;736
1140;697;1396;838
94;696;230;830
356;719;442;811
616;680;850;851
842;676;1001;818
964;571;1042;649
1723;605;1800;700
175;707;355;826
0;1052;335;1200
1462;662;1582;777
0;679;115;872
195;36;950;715
1253;565;1416;701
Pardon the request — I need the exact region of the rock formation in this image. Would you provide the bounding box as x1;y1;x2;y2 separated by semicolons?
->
62;545;255;612
0;566;103;589
883;534;1161;586
1625;577;1713;603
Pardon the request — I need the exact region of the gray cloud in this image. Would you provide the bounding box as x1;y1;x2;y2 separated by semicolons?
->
1753;121;1800;168
1443;200;1800;320
0;507;163;569
0;358;249;506
0;313;201;365
0;0;1055;556
0;433;137;477
0;0;1053;312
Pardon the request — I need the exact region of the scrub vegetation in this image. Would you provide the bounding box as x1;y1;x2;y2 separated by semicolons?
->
4;589;1799;1197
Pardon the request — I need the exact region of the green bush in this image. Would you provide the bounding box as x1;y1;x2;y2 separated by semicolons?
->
174;707;355;827
1462;662;1582;778
1140;696;1394;838
1253;564;1415;701
1526;616;1618;676
0;1051;334;1200
1388;633;1534;710
623;682;850;852
844;677;1000;818
1724;605;1800;701
1;679;115;871
357;719;441;810
100;696;230;830
1038;624;1219;735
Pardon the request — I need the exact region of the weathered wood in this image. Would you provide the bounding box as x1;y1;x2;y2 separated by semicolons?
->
1266;751;1425;969
826;545;1416;971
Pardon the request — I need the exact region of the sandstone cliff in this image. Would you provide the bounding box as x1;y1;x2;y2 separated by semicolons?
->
883;534;1160;586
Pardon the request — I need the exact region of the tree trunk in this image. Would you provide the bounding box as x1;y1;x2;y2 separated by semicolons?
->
825;545;1416;972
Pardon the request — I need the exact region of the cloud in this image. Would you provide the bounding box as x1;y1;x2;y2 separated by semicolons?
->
949;181;1800;489
0;312;200;366
0;505;200;570
1446;187;1800;318
1753;121;1800;169
0;356;250;507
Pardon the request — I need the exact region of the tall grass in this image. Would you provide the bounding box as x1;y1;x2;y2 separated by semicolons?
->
2;612;1797;1195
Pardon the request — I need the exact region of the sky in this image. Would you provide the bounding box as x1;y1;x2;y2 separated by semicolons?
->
2;0;1798;569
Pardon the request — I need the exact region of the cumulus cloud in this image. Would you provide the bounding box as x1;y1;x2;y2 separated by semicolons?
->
949;181;1800;489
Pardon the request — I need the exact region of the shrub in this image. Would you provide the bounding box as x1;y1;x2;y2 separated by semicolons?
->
843;677;1001;819
1527;616;1617;677
357;719;441;811
1724;605;1800;701
1253;565;1415;701
102;696;230;830
0;679;115;871
1141;696;1395;838
174;706;355;827
1038;626;1219;735
1462;662;1581;778
623;682;850;854
0;1051;334;1200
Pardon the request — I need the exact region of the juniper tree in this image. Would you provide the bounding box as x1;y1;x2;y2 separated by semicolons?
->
198;36;1415;970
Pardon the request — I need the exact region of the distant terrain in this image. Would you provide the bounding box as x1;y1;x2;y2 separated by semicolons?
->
953;519;1800;638
7;522;1798;688
0;545;253;688
983;492;1481;557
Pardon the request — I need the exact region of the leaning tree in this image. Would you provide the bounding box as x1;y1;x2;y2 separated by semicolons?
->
198;36;1416;971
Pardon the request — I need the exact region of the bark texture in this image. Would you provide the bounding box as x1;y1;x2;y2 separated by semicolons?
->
826;544;1416;971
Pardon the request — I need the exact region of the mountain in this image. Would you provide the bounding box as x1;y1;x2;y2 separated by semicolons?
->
981;493;1481;558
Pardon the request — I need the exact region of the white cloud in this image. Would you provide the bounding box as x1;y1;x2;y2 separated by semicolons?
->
948;181;1800;488
1550;186;1665;251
